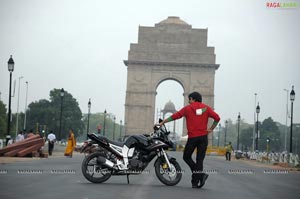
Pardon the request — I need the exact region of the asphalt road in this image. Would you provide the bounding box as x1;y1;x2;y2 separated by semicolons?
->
0;151;299;199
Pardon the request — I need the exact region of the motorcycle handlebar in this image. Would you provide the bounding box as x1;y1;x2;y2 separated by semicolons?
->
153;125;160;131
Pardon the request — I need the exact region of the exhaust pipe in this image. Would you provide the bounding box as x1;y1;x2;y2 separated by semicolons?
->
97;156;115;168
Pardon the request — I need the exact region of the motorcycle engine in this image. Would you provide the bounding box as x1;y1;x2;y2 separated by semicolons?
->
128;152;144;170
129;159;144;170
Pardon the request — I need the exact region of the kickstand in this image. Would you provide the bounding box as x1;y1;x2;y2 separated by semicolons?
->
126;174;130;184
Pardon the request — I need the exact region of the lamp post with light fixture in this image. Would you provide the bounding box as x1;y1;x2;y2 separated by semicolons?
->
237;113;241;150
87;99;91;139
23;81;29;130
224;120;228;146
6;56;14;145
256;103;260;151
290;86;295;153
15;76;24;137
58;88;65;141
103;109;107;136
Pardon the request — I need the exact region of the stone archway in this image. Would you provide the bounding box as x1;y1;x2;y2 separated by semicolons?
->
124;17;219;144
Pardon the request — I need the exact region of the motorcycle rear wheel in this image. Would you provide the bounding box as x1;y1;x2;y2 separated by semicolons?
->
81;152;112;183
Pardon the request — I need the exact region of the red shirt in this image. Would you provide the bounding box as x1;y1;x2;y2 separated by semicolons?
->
171;102;220;138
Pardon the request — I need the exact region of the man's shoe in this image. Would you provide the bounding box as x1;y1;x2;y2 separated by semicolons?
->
192;184;198;188
192;179;200;188
191;175;200;188
198;174;209;188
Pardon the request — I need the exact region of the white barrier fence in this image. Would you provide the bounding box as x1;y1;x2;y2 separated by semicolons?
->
248;152;299;166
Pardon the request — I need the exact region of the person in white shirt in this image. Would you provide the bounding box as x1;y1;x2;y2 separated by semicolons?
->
47;131;56;156
5;135;12;146
16;131;25;142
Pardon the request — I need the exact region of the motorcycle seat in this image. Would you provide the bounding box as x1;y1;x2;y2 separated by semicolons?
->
89;133;124;147
108;139;124;147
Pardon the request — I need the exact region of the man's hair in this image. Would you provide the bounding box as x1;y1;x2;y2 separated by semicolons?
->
188;92;202;102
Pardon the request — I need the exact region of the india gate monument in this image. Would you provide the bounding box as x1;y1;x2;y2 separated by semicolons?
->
124;16;219;145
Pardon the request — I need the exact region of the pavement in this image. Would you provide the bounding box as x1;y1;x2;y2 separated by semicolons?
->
0;151;299;199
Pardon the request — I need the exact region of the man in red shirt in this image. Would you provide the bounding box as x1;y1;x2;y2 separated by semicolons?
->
157;92;220;188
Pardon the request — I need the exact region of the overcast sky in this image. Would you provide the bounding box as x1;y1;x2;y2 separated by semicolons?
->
0;0;299;134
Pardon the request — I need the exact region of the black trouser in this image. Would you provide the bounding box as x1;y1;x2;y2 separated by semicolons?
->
183;135;208;185
48;141;54;156
226;152;231;161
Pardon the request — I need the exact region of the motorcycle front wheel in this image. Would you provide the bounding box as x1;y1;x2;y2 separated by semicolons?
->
81;152;112;183
154;157;182;186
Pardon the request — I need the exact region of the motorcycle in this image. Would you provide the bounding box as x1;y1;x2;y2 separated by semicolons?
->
80;121;182;186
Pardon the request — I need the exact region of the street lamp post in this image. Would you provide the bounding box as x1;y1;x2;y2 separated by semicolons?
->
113;116;116;140
6;55;14;145
103;109;107;136
290;86;295;153
256;103;260;151
15;76;24;137
224;120;228;146
120;120;123;140
266;137;270;154
59;88;64;141
237;113;241;151
252;93;257;152
211;131;214;147
218;123;221;147
23;81;28;130
87;99;91;139
283;89;289;151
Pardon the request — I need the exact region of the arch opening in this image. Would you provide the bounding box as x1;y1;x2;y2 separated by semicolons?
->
155;79;184;138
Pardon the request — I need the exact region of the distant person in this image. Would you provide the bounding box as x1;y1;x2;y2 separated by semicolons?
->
16;131;25;142
27;129;35;138
23;129;28;139
155;91;220;188
64;129;76;157
6;135;13;146
7;138;13;145
225;142;234;161
47;131;56;156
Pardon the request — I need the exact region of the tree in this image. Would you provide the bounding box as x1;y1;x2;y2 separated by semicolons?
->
221;119;237;147
240;127;254;151
0;100;7;138
293;124;300;154
49;89;84;139
82;112;123;141
26;89;84;139
0;100;25;139
222;118;251;150
258;117;281;152
26;99;54;133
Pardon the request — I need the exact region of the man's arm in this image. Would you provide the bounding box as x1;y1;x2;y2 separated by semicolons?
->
158;116;173;126
207;107;220;133
156;107;185;127
207;120;219;133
